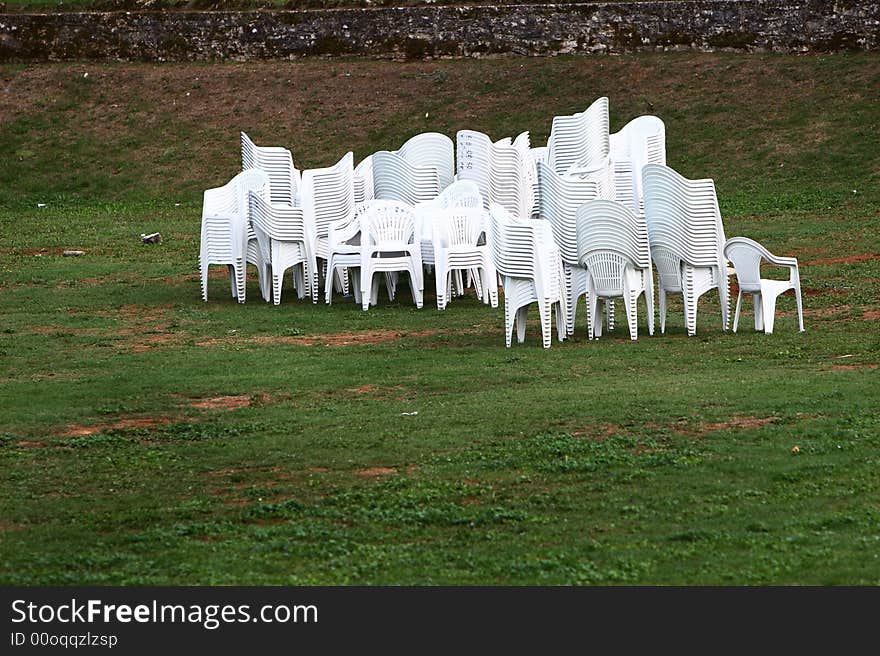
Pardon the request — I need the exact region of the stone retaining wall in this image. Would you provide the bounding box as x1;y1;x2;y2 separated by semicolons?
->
1;1;878;61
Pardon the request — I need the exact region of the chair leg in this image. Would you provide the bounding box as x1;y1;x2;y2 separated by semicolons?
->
234;261;246;303
516;305;528;344
659;288;667;334
504;299;515;348
645;279;655;336
762;291;778;334
537;299;552;349
753;293;763;331
733;290;742;332
200;260;209;302
625;290;638;341
795;285;805;332
411;270;424;309
606;299;615;332
360;267;370;311
435;260;448;310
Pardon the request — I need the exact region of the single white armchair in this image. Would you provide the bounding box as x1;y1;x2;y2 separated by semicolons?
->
724;237;804;334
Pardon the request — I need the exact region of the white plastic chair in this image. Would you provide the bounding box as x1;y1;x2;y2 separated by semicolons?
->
724;237;804;334
372;150;441;206
432;207;498;310
535;160;604;335
414;179;484;269
576;200;655;340
240;132;301;207
301;152;355;265
396;132;456;191
643;164;730;336
353;154;375;205
248;191;318;305
457;130;536;220
548;97;611;179
489;203;567;348
359;201;424;311
610;115;666;216
199;169;270;303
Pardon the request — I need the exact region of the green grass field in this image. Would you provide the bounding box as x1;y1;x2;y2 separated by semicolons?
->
1;53;878;584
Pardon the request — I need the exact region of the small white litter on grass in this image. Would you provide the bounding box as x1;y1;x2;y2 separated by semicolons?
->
400;411;419;417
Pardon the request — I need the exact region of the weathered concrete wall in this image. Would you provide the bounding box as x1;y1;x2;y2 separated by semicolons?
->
1;1;878;61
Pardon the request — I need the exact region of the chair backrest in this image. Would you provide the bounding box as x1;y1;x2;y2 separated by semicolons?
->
576;199;651;296
424;179;483;210
202;169;270;251
610;115;666;216
353;154;374;204
396;132;455;191
489;203;545;279
535;160;603;265
575;199;651;271
547;97;610;176
240;132;301;207
642;164;726;271
723;237;768;292
489;133;536;220
360;200;419;250
432;208;485;250
372;150;441;205
301;151;355;240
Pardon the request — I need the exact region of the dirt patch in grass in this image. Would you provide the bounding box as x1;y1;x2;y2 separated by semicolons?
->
198;329;440;348
571;424;624;440
829;363;879;371
862;308;880;321
58;416;180;436
803;254;880;266
355;467;397;477
674;415;776;437
15;440;48;448
188;395;252;411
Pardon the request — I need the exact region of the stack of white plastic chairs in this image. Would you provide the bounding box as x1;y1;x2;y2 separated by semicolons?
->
240;132;303;301
547;97;612;180
576;199;655;340
456;130;536;219
358;200;424;310
489;203;567;348
489;132;537;220
396;132;455;191
431;206;497;311
413;179;484;267
534;160;604;336
456;129;493;209
642;163;730;336
200;169;270;303
300;152;355;282
610;115;666;217
372;150;441;206
353;154;375;205
248;188;318;306
241;132;301;207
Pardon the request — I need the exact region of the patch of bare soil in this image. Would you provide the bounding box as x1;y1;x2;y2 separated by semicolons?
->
58;416;180;437
804;254;880;266
198;329;440;348
188;395;253;411
674;415;776;437
863;308;880;321
830;363;879;371
570;424;623;440
355;467;397;477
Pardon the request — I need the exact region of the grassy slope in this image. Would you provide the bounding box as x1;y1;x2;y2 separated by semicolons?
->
0;53;878;584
